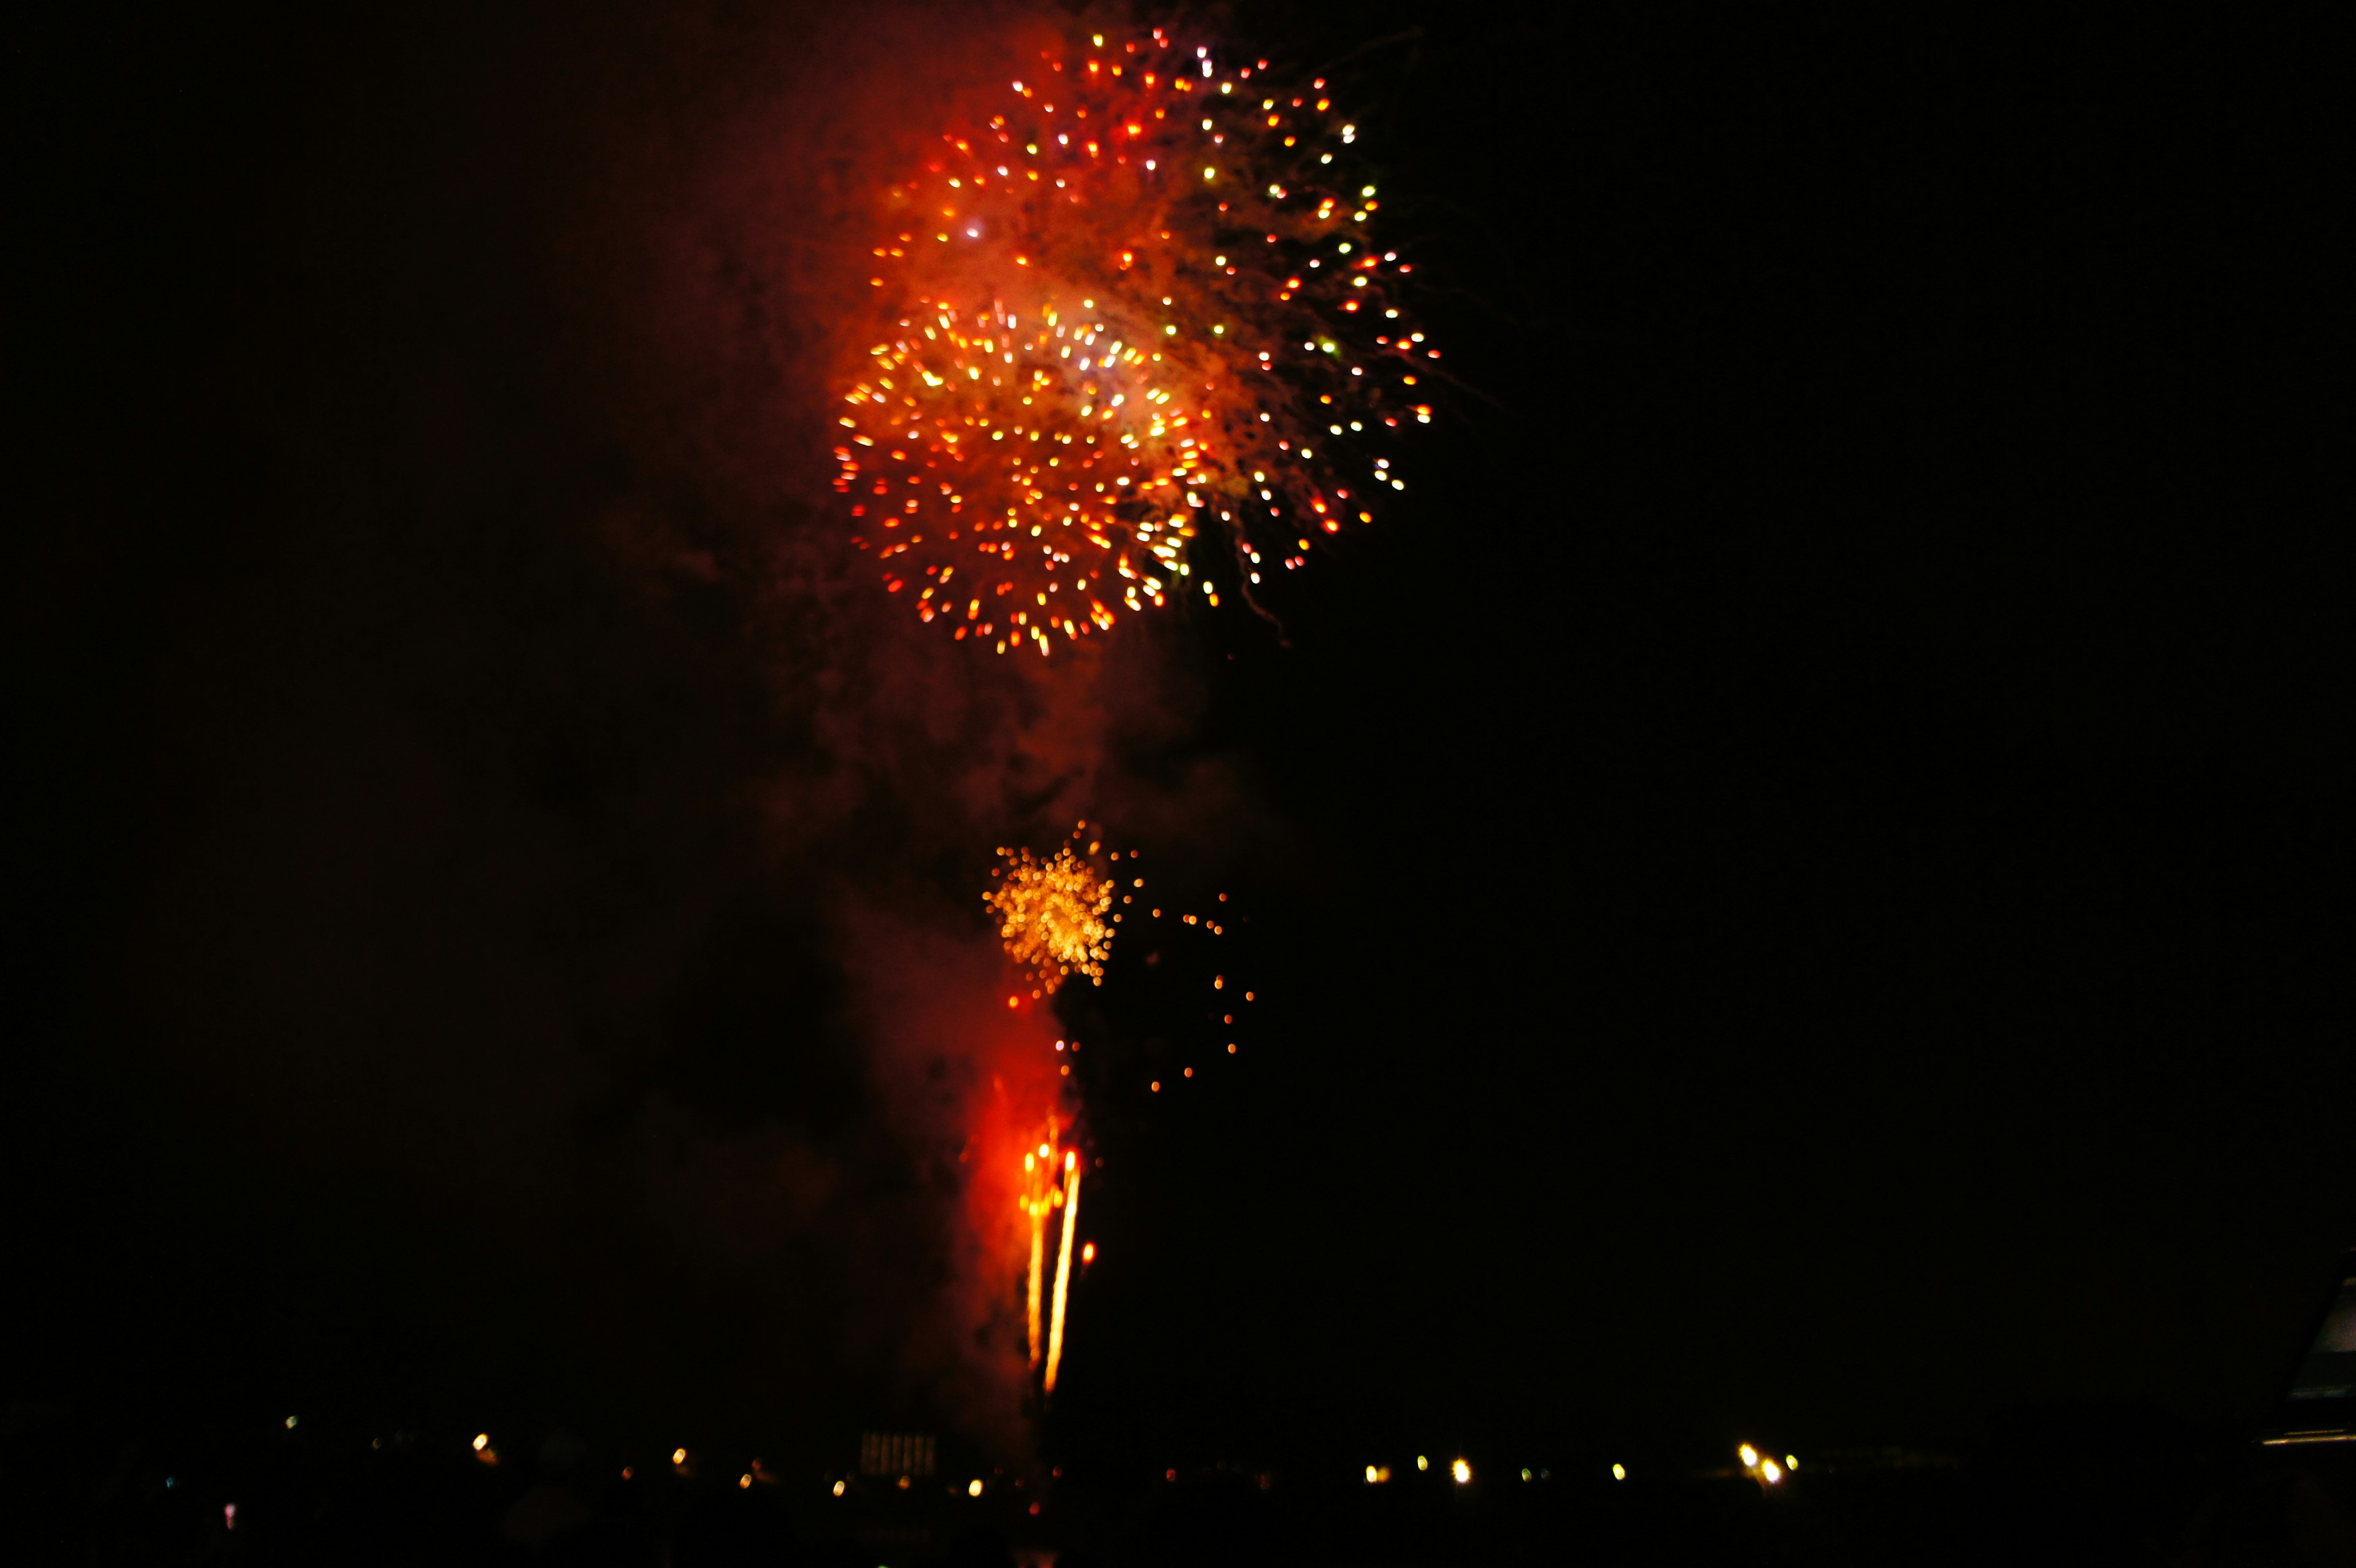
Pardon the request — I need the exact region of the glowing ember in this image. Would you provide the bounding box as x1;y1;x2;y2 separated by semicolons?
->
987;844;1115;991
835;25;1434;653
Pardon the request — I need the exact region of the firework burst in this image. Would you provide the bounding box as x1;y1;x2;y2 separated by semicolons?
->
987;842;1117;991
834;20;1436;653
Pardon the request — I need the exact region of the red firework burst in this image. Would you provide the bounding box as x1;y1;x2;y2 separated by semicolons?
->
834;22;1436;654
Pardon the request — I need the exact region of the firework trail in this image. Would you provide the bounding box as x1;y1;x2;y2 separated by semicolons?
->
1044;1150;1080;1394
833;18;1435;653
1022;1136;1056;1369
1017;1121;1082;1377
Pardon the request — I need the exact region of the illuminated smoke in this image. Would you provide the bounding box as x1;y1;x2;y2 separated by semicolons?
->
833;20;1436;653
987;840;1117;991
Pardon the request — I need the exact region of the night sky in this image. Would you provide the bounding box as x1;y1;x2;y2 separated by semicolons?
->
14;1;2348;1479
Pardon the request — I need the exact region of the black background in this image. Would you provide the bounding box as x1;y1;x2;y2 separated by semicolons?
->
13;0;2348;1483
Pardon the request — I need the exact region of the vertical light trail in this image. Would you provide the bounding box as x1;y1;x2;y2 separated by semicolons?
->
1025;1161;1049;1370
1043;1153;1082;1394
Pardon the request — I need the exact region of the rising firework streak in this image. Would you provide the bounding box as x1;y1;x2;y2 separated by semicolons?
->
1019;1123;1080;1376
1022;1140;1052;1369
836;23;1435;653
1044;1150;1081;1394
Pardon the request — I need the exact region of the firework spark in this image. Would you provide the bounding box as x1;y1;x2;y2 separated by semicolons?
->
835;23;1434;653
987;842;1117;991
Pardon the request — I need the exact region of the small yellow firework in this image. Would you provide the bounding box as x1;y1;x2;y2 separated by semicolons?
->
987;845;1116;990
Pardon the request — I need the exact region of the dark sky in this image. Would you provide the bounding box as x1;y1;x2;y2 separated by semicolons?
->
13;1;2348;1475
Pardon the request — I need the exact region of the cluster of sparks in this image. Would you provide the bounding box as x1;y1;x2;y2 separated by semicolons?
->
834;23;1435;653
985;840;1120;993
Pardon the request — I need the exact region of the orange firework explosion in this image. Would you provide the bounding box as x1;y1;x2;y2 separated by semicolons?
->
835;22;1436;653
987;843;1117;991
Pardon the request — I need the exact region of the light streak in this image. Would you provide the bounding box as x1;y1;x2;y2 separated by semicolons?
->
1024;1149;1051;1369
1044;1151;1081;1393
833;25;1434;651
1020;1121;1080;1378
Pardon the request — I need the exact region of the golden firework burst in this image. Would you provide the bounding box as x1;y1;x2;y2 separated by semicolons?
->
987;844;1117;990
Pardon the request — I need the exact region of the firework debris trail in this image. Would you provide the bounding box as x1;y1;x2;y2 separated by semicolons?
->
832;17;1436;656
